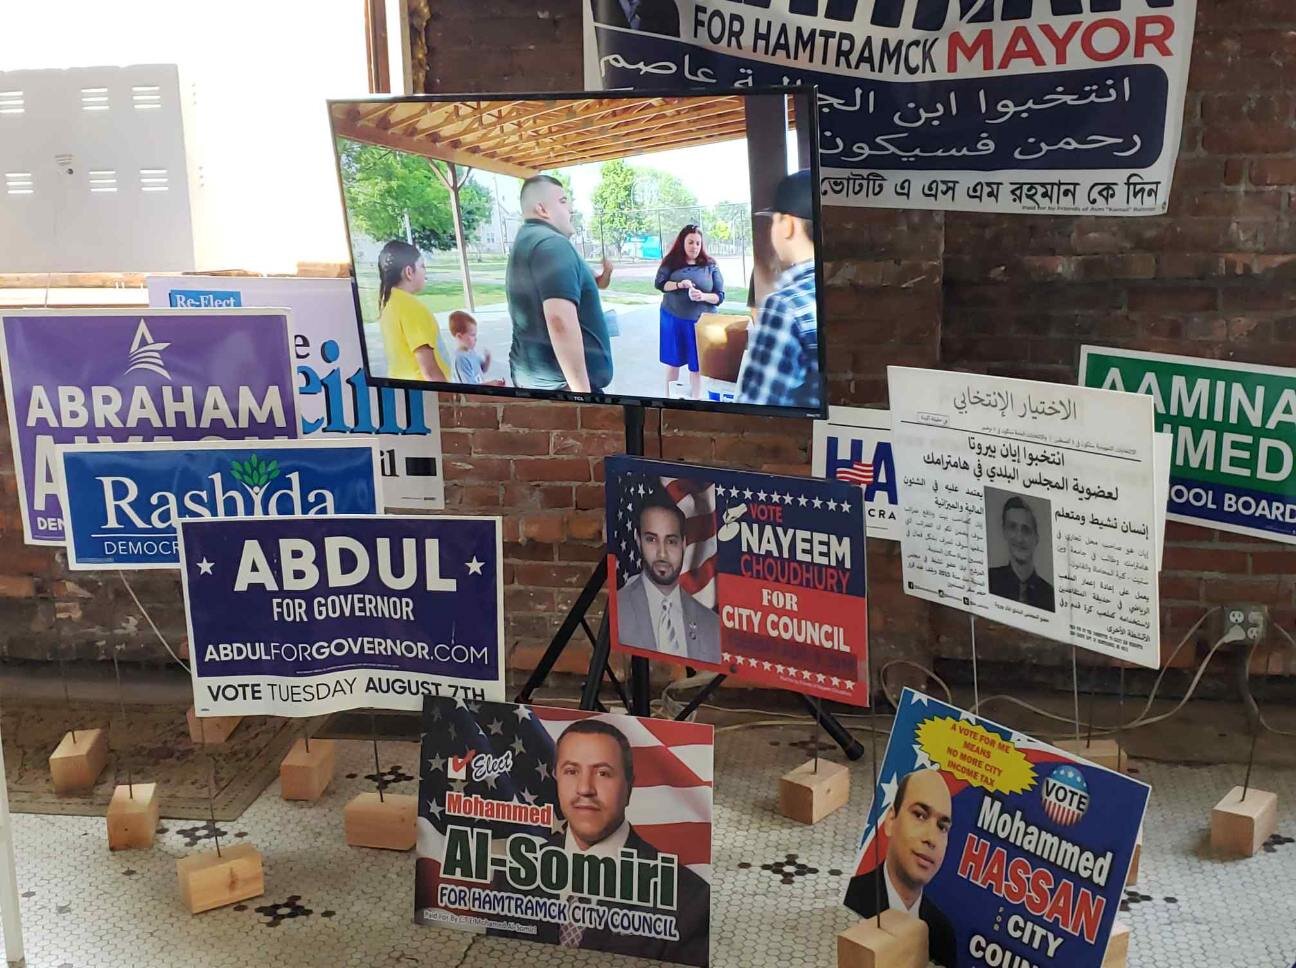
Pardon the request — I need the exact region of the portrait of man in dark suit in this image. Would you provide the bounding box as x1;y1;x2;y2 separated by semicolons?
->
844;769;958;968
985;492;1055;613
493;719;710;966
589;0;681;36
616;497;722;665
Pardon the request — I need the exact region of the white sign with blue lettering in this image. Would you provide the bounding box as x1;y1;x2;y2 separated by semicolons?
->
146;275;444;510
812;406;899;541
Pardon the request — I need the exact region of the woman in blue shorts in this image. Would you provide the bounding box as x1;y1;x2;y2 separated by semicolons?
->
653;224;724;400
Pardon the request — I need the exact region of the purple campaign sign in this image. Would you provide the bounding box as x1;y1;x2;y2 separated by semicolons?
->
0;309;299;545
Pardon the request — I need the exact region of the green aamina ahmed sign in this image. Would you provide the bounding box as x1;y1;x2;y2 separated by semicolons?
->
1079;345;1296;543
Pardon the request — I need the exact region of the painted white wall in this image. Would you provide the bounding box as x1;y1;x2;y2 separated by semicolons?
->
0;0;369;273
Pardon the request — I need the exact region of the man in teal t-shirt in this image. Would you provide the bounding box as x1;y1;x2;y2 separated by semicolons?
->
505;175;614;393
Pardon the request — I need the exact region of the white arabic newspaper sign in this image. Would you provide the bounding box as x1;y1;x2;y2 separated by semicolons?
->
889;367;1160;668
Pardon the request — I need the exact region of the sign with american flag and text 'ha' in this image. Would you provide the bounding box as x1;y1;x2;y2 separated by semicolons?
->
606;455;868;706
811;405;900;542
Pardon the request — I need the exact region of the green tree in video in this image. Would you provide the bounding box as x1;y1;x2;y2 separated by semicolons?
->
591;159;647;251
338;138;491;251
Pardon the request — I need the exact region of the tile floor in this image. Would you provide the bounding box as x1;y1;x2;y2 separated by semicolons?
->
2;718;1295;967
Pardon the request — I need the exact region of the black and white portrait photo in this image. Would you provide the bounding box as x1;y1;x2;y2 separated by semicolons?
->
983;487;1055;613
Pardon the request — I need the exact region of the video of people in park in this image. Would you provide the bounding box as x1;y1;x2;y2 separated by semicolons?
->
328;90;826;417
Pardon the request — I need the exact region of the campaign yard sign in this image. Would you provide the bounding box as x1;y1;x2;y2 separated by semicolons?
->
584;0;1196;215
811;405;900;541
58;439;382;570
179;515;504;717
0;309;299;546
606;455;868;705
845;689;1148;968
889;366;1161;668
1081;346;1296;545
146;275;446;510
416;698;713;967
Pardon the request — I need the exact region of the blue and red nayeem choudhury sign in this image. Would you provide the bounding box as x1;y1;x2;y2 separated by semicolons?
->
845;689;1148;968
605;455;868;705
58;439;383;570
0;308;299;546
584;0;1196;215
179;515;505;718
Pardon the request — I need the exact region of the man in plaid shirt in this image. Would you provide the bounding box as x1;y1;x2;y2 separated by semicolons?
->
738;169;822;409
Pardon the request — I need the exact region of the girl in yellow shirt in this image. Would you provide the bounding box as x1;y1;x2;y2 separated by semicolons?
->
376;240;449;382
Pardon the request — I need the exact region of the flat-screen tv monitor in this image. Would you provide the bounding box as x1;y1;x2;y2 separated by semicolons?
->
328;88;826;418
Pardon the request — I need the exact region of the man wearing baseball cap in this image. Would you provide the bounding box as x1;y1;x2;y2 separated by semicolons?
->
737;169;822;409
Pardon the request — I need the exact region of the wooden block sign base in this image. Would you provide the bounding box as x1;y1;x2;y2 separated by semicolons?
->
1126;824;1142;885
1101;921;1130;967
280;738;336;801
1211;785;1278;857
779;759;850;825
1055;738;1125;773
50;727;109;794
838;909;930;968
187;707;242;745
107;782;160;850
344;792;416;850
176;843;264;914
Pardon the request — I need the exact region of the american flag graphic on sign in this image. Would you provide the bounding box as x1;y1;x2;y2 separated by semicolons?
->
835;461;874;485
612;471;718;609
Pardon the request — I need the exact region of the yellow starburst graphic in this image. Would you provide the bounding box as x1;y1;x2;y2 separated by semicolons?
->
915;716;1036;796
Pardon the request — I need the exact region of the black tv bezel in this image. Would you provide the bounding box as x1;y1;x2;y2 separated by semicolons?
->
327;85;828;421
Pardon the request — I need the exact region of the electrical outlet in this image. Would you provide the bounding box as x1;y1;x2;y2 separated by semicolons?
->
1222;604;1268;645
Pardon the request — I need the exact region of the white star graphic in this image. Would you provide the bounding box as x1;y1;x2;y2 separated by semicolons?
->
800;669;812;680
775;664;786;675
840;500;852;513
722;652;733;663
827;499;839;511
465;556;485;575
880;774;899;810
816;673;827;683
757;490;768;502
843;680;855;691
196;558;214;575
797;495;808;507
762;661;773;671
743;488;753;500
513;705;533;721
830;677;841;687
909;692;931;706
913;742;938;770
812;497;823;509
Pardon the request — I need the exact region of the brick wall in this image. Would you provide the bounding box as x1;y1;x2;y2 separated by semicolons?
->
939;0;1296;673
0;0;1291;683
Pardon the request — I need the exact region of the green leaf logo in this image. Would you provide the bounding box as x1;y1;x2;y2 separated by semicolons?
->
229;455;280;489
